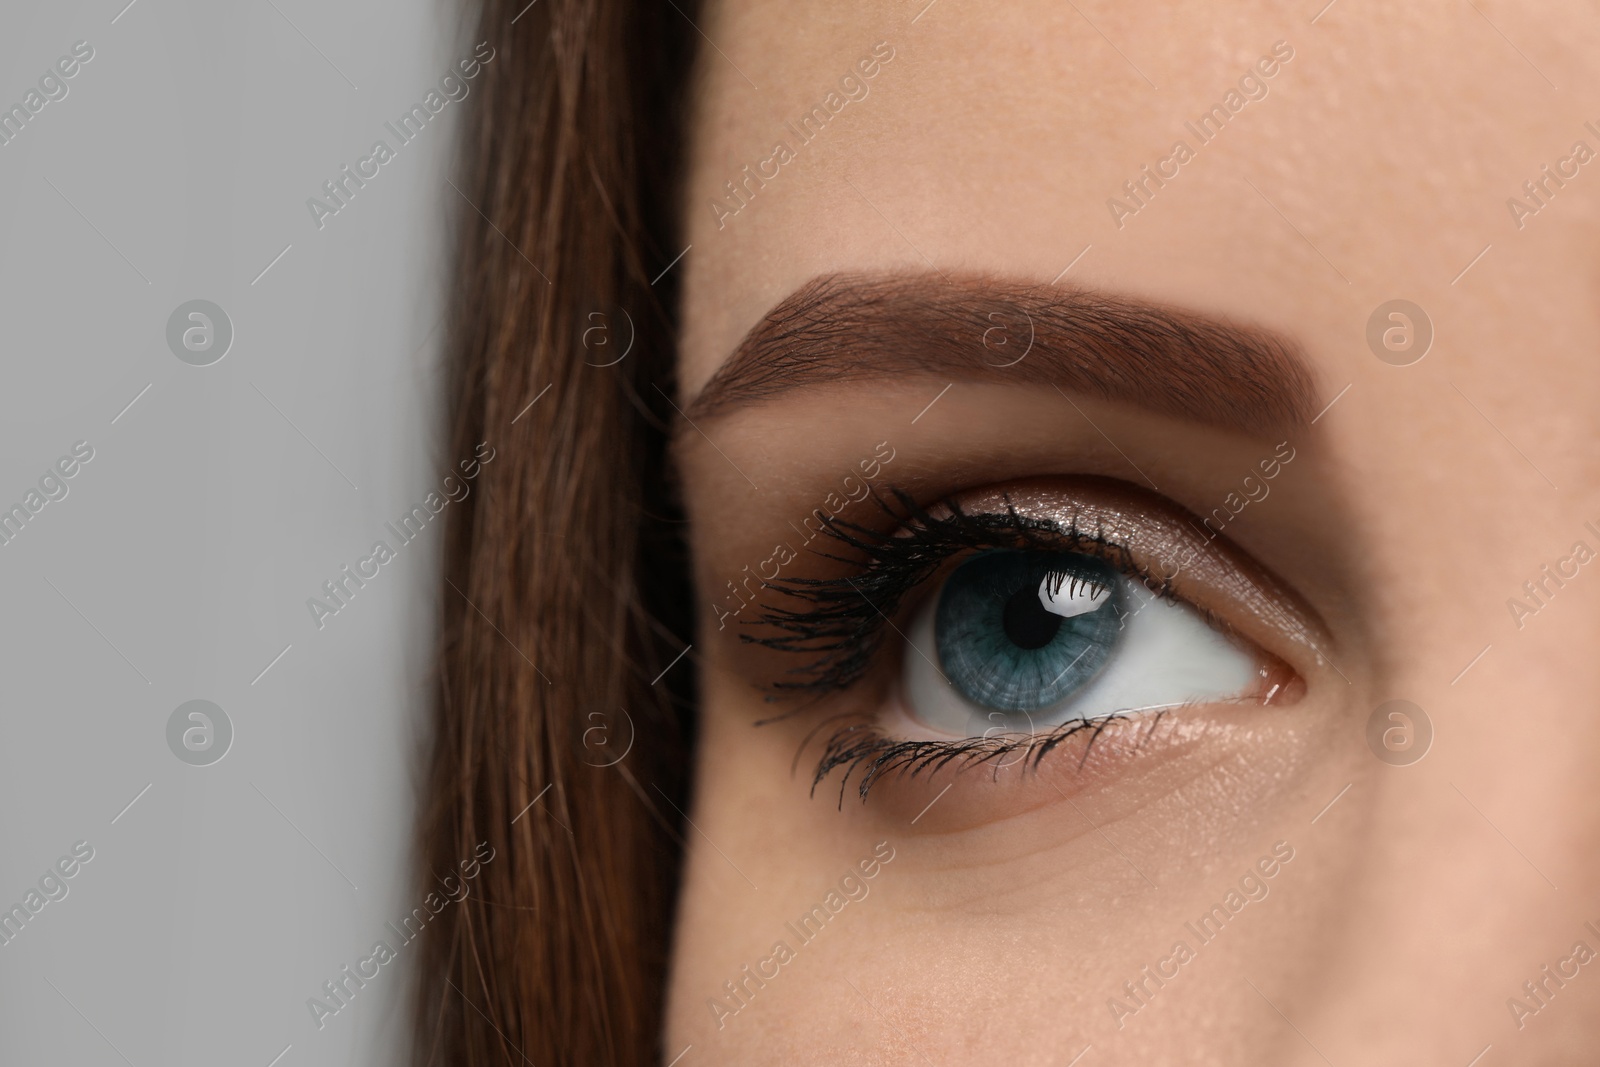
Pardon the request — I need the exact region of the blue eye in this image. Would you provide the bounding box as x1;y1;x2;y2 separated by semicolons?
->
903;547;1260;737
933;550;1125;714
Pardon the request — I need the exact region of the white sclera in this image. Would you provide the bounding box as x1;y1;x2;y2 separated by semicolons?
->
902;575;1258;738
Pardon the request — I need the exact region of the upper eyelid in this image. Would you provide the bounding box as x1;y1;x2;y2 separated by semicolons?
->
943;479;1336;668
744;476;1335;693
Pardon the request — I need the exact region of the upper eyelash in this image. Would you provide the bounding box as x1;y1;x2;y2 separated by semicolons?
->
742;485;1176;696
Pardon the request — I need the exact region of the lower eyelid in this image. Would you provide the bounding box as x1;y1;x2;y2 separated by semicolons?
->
804;701;1263;824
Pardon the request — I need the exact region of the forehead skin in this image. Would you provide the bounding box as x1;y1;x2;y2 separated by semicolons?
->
670;1;1600;1063
679;1;1600;409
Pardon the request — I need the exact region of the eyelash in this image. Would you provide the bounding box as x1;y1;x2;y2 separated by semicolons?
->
807;709;1173;805
743;486;1191;801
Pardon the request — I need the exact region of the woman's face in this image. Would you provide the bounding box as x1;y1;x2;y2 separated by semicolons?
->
664;2;1600;1062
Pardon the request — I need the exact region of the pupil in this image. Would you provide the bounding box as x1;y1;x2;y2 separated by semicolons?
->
1002;583;1062;650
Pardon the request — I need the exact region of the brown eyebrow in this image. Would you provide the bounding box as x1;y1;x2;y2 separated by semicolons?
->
682;273;1319;433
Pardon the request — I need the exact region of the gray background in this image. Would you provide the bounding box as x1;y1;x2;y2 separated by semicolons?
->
0;1;468;1063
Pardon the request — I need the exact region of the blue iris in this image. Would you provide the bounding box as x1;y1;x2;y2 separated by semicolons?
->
934;550;1125;714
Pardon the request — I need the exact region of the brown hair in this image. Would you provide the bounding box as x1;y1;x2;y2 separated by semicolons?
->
415;0;697;1063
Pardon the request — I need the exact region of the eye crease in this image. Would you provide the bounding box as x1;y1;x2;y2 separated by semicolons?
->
744;478;1314;800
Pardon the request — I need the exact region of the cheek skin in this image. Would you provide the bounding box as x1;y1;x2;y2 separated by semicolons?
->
665;663;1350;1058
691;656;1338;894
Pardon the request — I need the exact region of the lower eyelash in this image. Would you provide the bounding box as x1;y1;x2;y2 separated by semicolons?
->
812;707;1174;805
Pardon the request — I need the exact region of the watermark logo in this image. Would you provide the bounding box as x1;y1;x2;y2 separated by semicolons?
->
710;41;896;229
1365;700;1431;766
578;707;634;768
581;306;635;367
1365;300;1431;367
712;440;896;631
1507;123;1600;231
980;307;1035;368
1107;840;1295;1029
0;40;95;149
166;700;233;766
306;442;495;630
307;43;496;231
1107;40;1295;229
1507;921;1600;1030
166;300;233;366
1507;524;1599;630
307;840;496;1031
0;840;94;948
707;840;896;1029
0;440;94;548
